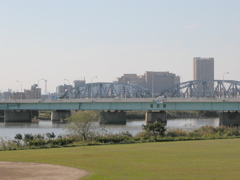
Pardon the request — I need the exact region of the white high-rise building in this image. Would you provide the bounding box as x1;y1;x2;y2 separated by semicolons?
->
193;57;214;96
193;57;214;80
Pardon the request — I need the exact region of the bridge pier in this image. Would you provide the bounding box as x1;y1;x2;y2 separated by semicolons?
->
31;110;39;119
99;110;126;125
145;111;167;125
51;110;71;122
219;111;240;126
4;110;32;123
0;110;4;122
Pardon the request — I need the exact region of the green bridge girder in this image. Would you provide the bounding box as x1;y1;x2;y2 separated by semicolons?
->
0;98;239;111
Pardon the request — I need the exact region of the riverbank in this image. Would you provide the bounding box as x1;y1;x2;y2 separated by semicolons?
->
1;139;240;179
125;110;219;119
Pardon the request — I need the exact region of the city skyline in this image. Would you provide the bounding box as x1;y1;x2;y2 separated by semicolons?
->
1;1;239;92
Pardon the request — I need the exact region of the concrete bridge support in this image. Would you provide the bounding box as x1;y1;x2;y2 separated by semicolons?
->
0;110;4;122
145;111;167;125
219;112;240;126
4;110;32;122
31;111;39;119
51;110;71;122
99;110;126;125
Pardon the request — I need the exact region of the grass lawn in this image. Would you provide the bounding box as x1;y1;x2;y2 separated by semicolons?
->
0;139;240;179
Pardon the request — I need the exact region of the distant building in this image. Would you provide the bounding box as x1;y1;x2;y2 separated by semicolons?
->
193;57;214;96
193;57;214;80
2;90;11;99
24;84;41;99
116;74;146;87
116;71;180;96
74;80;86;88
56;84;73;94
11;92;25;99
145;71;180;96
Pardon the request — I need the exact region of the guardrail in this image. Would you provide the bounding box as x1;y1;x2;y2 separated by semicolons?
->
0;97;240;103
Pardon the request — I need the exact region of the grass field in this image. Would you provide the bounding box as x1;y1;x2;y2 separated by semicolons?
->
0;139;240;179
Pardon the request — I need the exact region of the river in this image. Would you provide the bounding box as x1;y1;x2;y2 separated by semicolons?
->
0;118;219;139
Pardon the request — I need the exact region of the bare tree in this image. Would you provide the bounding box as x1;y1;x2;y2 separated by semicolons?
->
65;111;99;141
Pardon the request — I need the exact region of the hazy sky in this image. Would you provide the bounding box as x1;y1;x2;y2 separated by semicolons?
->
1;0;239;93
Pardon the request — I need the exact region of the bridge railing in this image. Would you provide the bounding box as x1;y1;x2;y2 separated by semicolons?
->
0;98;155;103
1;97;240;103
164;97;240;102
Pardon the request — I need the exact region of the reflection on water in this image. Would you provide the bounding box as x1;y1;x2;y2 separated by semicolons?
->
0;118;219;139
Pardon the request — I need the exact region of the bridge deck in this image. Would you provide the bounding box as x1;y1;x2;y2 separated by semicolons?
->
0;98;239;111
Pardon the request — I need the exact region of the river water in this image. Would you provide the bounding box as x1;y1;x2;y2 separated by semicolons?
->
0;118;219;139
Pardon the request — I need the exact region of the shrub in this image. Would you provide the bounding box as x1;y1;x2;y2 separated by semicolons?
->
46;132;56;140
34;134;45;140
96;131;133;143
166;129;188;137
134;131;153;141
142;122;166;137
29;140;46;147
23;134;34;145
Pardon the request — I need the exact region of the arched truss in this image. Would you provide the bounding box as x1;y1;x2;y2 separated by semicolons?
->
73;82;152;98
159;80;240;98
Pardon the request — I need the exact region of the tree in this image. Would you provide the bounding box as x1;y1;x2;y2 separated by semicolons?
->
65;110;99;141
14;133;22;147
23;134;34;145
142;122;166;137
46;132;56;140
14;133;22;141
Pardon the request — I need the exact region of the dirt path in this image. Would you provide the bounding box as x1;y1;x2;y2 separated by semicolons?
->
0;161;90;180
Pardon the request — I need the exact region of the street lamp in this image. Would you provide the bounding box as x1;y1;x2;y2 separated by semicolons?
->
223;72;229;81
38;78;44;99
64;79;70;85
16;80;22;99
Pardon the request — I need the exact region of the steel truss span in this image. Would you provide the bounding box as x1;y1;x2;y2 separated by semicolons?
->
73;82;152;99
160;80;240;98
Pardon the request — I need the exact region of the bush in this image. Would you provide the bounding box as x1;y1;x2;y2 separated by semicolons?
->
46;132;56;140
29;140;47;147
142;122;166;137
166;129;188;137
96;131;133;143
134;131;150;139
52;138;74;146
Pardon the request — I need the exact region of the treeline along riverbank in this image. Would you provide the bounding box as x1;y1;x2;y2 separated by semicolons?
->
125;110;219;119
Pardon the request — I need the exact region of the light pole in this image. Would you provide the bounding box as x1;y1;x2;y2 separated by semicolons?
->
16;80;22;99
64;79;70;85
38;78;44;99
223;72;229;81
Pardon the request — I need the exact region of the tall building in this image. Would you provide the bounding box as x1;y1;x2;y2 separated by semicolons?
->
193;57;214;96
193;57;214;80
